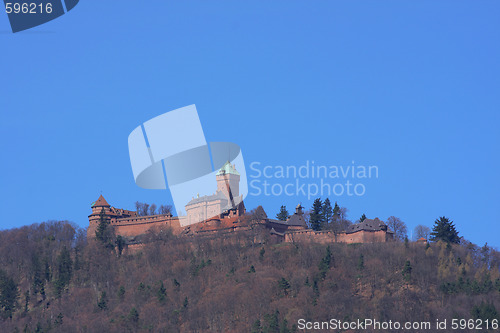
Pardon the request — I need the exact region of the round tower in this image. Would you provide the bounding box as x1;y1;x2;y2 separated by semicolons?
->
87;195;111;240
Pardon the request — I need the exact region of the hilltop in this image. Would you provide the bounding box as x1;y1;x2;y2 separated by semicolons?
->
0;221;498;332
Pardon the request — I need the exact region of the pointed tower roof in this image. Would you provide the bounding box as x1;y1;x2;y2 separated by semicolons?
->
216;161;240;176
92;195;110;207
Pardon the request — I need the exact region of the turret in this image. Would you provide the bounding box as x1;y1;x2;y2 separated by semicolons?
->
87;195;111;240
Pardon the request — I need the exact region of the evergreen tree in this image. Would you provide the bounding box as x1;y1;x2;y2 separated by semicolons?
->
430;216;460;244
157;281;166;303
276;205;289;221
318;246;332;279
251;320;262;333
97;291;107;310
263;310;280;333
278;278;291;296
357;254;365;271
471;302;499;326
54;313;64;327
128;307;139;324
259;247;266;261
321;198;333;229
31;255;44;296
332;201;340;219
402;260;412;282
95;208;114;249
359;214;367;223
309;198;323;231
54;246;73;297
24;290;29;313
0;269;19;320
118;286;126;300
116;235;125;256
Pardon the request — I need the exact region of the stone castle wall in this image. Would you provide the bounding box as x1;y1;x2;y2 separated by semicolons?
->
110;215;184;237
284;229;392;244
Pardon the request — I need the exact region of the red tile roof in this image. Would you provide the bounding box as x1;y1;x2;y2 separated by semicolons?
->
92;195;110;207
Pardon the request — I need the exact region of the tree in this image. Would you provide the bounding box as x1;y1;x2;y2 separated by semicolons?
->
276;205;289;221
128;307;139;324
358;254;365;271
141;203;150;216
116;235;125;256
0;270;19;319
95;208;114;249
54;246;73;297
335;206;352;232
430;216;460;244
251;320;262;333
159;204;173;215
413;225;430;241
359;214;367;223
318;246;332;279
471;302;499;326
278;278;290;296
331;202;340;224
321;198;333;229
97;291;107;310
149;203;157;216
250;206;267;222
402;260;412;282
309;198;323;231
386;216;408;241
157;281;166;303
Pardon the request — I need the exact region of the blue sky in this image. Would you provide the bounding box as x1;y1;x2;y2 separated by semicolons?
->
1;1;499;247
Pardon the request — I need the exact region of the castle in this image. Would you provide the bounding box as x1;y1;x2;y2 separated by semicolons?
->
88;163;393;246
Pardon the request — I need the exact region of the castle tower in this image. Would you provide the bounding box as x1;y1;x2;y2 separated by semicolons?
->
216;161;240;207
295;203;304;215
87;195;111;240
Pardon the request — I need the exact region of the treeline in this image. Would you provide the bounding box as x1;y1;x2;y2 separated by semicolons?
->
276;199;461;244
0;221;499;332
134;202;172;216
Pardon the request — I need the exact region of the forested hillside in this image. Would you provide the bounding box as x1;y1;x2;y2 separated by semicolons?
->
0;221;499;332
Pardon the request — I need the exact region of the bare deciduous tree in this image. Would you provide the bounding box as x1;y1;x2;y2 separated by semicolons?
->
413;225;430;241
386;216;408;241
149;204;157;216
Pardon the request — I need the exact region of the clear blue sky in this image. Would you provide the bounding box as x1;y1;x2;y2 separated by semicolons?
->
1;1;498;247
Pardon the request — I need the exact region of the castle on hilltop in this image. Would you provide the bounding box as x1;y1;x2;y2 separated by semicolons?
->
88;163;393;246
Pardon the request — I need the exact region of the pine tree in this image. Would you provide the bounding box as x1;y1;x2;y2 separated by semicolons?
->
430;216;460;244
128;307;139;324
276;205;289;221
332;202;340;219
251;320;262;333
309;198;323;231
402;260;412;282
359;214;367;223
54;246;73;297
95;208;114;249
321;198;333;229
358;254;365;271
278;278;291;296
54;313;64;327
116;235;125;256
157;281;166;303
318;246;332;279
0;269;19;320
